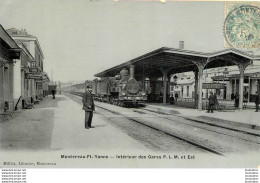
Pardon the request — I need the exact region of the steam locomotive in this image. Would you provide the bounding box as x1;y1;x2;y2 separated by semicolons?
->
90;65;147;106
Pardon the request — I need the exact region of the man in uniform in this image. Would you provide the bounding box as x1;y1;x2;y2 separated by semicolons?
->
82;86;95;129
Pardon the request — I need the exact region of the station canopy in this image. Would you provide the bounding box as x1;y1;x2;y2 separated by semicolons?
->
94;47;260;78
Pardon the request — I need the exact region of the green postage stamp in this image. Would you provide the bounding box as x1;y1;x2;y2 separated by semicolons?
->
224;2;260;49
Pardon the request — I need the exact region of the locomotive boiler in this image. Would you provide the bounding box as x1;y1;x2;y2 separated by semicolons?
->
92;65;147;106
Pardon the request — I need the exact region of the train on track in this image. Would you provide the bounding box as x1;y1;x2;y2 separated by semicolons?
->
70;65;147;107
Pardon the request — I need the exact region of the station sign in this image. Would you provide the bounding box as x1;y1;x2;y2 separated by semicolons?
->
169;82;176;86
35;79;43;83
29;68;38;73
251;73;260;79
42;78;49;82
26;73;42;80
202;83;225;89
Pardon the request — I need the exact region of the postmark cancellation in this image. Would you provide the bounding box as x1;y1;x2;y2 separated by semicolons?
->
224;2;260;49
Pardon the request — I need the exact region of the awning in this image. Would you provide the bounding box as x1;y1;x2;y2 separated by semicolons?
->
94;47;258;79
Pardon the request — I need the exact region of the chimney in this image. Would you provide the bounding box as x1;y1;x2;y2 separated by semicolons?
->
179;41;184;49
129;65;135;79
21;29;27;34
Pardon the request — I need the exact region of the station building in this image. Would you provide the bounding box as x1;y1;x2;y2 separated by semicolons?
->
1;25;49;114
169;65;260;109
212;65;260;102
6;28;47;108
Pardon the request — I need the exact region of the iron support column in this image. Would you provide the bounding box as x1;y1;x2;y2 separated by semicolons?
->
194;70;198;109
197;64;204;111
257;80;260;105
167;75;171;97
238;65;245;109
234;79;237;94
248;77;251;102
142;61;145;91
160;68;168;105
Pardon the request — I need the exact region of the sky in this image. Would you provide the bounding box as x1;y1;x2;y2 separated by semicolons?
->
0;0;258;82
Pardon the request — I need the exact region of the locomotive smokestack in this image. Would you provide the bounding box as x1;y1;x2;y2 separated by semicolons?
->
129;65;135;79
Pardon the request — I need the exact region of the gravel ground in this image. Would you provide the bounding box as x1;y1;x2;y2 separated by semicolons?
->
68;94;206;153
88;98;260;154
97;107;206;153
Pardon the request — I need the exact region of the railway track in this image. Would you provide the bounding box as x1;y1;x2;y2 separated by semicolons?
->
139;108;260;137
67;93;224;155
68;92;260;155
132;108;260;144
95;105;223;156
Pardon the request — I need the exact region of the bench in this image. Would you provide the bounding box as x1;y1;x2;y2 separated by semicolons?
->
34;100;40;104
22;100;34;109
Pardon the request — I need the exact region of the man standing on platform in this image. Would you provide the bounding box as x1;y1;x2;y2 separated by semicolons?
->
175;92;179;102
207;91;215;113
234;92;239;108
255;91;259;112
51;89;56;99
82;86;95;129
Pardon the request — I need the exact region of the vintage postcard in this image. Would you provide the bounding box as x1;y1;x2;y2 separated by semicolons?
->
0;0;260;169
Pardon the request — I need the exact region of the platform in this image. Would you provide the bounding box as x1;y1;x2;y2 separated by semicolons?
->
0;95;147;151
143;103;260;131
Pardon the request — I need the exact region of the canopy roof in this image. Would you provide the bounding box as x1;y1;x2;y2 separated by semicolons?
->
95;47;260;78
212;70;260;80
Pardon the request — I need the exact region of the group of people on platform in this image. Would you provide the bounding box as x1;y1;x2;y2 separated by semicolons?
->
208;91;259;113
170;90;259;113
169;92;179;104
231;91;259;112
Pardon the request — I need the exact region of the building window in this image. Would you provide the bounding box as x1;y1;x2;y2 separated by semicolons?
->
187;86;189;97
181;86;184;97
12;31;18;35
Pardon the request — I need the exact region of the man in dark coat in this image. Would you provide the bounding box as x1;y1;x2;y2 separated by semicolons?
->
82;86;95;129
175;92;178;102
255;91;259;112
51;89;56;99
231;93;234;100
207;91;215;113
170;94;175;104
234;92;239;108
